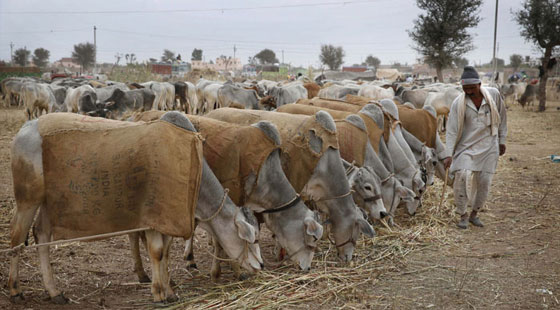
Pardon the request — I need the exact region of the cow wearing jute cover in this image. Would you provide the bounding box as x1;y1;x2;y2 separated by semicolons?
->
131;111;277;206
345;94;375;106
277;105;368;167
297;97;359;111
207;108;376;263
287;102;390;153
36;113;203;240
132;111;324;271
397;105;437;148
9;112;205;303
208;109;338;194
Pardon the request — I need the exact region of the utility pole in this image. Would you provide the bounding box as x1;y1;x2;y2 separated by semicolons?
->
93;25;97;74
491;0;499;81
282;50;284;64
9;42;14;65
233;44;237;59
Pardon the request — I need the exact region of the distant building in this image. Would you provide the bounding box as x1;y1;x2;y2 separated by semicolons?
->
53;57;81;69
149;61;190;76
342;65;368;73
192;57;243;71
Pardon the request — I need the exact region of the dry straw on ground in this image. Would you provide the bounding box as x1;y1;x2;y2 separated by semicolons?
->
145;182;458;310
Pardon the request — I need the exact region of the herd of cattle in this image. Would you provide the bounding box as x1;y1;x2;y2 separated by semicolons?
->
0;74;550;304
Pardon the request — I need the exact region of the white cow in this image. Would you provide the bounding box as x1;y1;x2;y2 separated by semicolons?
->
358;85;395;100
201;84;223;113
21;82;58;119
63;85;97;114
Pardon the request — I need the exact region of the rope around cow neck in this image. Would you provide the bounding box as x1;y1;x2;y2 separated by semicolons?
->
198;188;230;222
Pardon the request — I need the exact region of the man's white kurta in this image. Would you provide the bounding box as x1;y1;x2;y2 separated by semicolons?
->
446;87;507;173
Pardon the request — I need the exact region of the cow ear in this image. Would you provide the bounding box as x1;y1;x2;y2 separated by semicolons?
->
357;217;375;238
304;217;323;240
235;212;256;244
396;184;415;202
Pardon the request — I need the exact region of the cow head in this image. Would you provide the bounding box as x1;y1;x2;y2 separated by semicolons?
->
244;121;323;271
259;95;276;110
302;111;375;262
344;162;387;220
105;88;125;104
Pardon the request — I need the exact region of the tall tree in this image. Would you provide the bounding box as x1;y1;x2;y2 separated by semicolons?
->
32;48;50;68
191;48;203;61
161;49;175;63
514;0;560;111
365;55;381;68
509;54;523;71
13;48;31;67
319;44;345;70
72;42;95;72
254;49;278;64
408;0;482;82
454;57;469;68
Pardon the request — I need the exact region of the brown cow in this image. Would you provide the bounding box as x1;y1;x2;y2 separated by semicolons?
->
303;82;320;99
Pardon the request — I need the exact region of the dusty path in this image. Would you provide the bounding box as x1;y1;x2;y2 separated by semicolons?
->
0;103;559;309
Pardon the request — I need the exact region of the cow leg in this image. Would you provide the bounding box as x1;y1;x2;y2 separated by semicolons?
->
128;233;151;283
160;235;176;301
210;238;223;281
183;222;197;268
183;237;198;268
145;230;175;302
8;206;38;302
34;209;68;304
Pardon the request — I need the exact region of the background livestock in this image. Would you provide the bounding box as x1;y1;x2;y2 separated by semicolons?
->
0;100;559;309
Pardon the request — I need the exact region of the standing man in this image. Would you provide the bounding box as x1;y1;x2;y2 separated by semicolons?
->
443;66;507;229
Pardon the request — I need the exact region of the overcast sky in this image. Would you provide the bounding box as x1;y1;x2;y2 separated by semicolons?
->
0;0;541;68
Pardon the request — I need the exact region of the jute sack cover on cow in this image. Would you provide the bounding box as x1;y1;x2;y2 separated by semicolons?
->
38;113;203;240
277;101;368;167
397;105;437;148
279;104;389;154
296;98;360;112
277;105;367;166
333;119;367;166
129;111;279;205
188;115;278;205
345;94;373;106
207;109;338;193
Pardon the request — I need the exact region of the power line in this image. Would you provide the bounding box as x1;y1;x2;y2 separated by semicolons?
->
0;28;90;34
0;0;381;15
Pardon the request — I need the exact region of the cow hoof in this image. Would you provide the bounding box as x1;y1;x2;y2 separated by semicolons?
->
10;293;25;304
166;294;179;303
169;279;177;287
237;273;251;281
138;274;151;283
51;293;69;304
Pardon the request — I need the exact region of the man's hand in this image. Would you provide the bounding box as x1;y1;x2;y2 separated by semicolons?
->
499;144;506;156
443;157;452;169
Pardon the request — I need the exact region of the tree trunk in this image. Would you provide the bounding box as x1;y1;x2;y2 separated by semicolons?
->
436;65;444;83
538;46;552;112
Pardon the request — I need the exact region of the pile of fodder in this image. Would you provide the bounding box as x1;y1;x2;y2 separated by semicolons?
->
147;179;457;310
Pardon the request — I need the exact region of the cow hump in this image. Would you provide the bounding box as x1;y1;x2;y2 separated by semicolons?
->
315;110;336;133
345;114;367;132
251;121;281;146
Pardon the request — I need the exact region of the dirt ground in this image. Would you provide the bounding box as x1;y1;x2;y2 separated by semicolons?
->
0;101;559;310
